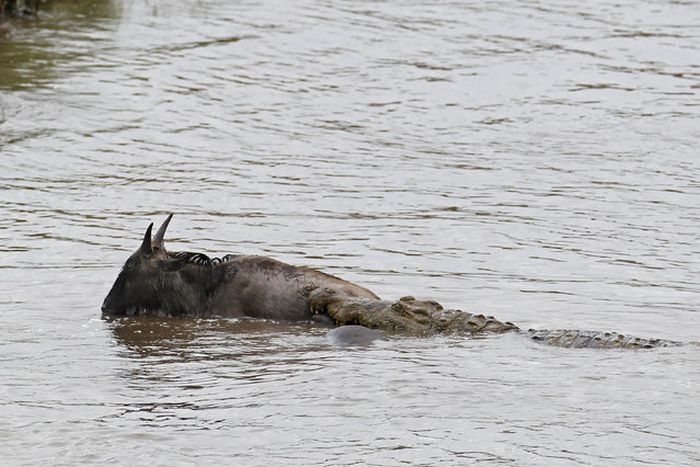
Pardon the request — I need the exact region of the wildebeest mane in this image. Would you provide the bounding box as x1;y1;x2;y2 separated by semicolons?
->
171;251;239;267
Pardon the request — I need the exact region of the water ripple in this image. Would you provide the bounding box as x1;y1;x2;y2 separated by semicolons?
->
1;0;699;465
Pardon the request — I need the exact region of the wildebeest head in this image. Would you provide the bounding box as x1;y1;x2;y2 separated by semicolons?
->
101;214;201;316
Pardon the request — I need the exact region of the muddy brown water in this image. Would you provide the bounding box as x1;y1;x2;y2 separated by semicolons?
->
1;1;699;465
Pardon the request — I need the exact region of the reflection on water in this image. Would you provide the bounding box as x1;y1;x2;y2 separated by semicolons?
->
107;316;330;359
2;0;700;465
0;0;119;90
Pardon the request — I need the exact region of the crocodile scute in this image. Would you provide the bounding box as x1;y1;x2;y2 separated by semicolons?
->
524;329;679;349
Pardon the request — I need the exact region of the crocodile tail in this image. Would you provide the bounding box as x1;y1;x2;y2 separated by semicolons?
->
525;329;680;349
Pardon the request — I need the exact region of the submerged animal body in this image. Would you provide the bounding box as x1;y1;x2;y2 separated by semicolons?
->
103;215;679;349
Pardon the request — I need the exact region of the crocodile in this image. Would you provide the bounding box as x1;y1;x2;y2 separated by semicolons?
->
307;290;679;349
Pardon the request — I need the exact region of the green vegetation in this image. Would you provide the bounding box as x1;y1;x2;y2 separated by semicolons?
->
1;0;39;18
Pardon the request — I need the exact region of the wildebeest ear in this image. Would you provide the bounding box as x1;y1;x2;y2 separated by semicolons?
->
153;213;173;251
139;223;154;257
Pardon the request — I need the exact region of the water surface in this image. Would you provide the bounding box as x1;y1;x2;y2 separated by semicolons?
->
1;1;699;465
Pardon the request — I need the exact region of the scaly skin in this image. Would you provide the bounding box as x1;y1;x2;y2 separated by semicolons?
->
309;290;679;349
524;329;678;349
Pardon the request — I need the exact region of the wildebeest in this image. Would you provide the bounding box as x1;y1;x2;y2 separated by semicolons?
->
101;214;379;319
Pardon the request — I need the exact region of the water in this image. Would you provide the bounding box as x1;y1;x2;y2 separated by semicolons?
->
1;0;699;465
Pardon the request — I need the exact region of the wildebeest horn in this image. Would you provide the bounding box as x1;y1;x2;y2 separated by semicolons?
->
153;213;173;250
140;223;154;256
